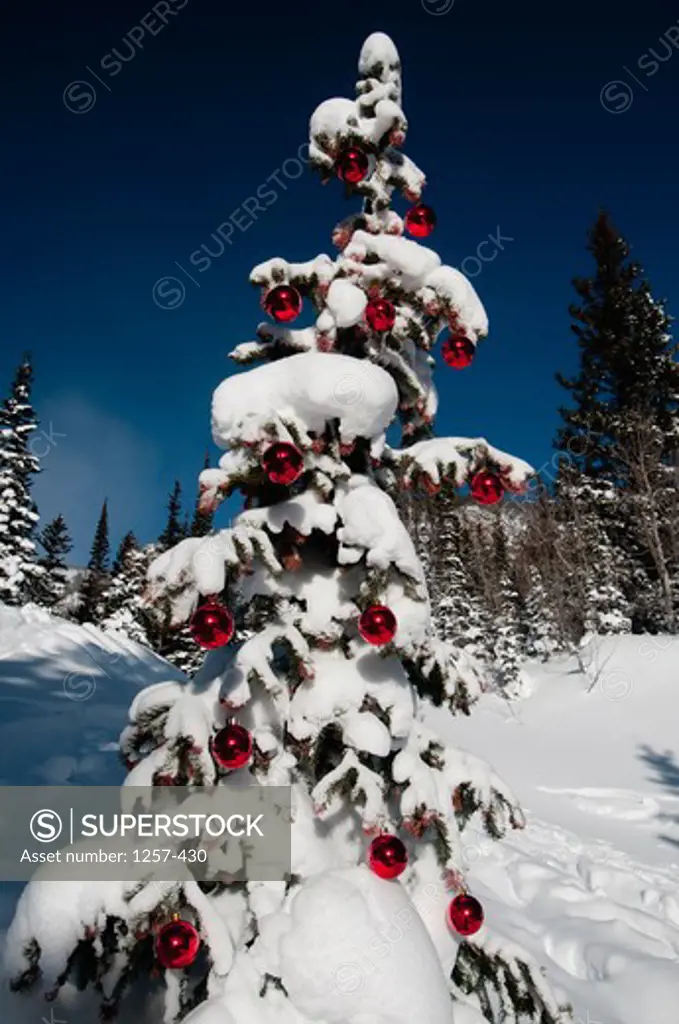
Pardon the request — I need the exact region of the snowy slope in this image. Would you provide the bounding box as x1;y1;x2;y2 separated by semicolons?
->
430;634;679;1024
0;612;677;1024
0;603;185;787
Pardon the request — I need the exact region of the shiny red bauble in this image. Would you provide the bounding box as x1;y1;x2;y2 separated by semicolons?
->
368;834;408;879
442;334;475;369
447;894;484;936
156;919;201;969
190;601;235;649
336;145;370;184
358;605;398;646
405;204;437;238
264;285;302;323
261;442;304;486
212;722;252;770
365;298;396;333
470;471;504;506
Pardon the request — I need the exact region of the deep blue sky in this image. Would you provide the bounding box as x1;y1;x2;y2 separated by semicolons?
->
2;0;678;562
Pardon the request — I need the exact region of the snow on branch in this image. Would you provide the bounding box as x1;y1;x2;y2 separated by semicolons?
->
231;622;314;713
336;475;425;587
250;254;335;290
309;32;425;208
230;325;319;364
405;637;484;712
146;526;282;626
454;936;569;1024
388;437;535;494
312;748;389;831
211;352;398;449
390;719;523;883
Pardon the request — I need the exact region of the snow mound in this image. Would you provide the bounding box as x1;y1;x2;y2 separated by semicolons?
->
279;866;454;1024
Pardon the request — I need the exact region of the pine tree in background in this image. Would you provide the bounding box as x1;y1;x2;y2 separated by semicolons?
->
7;34;566;1024
190;451;215;537
436;504;486;658
555;211;679;630
484;517;524;692
148;478;206;673
101;531;153;644
77;500;111;623
0;355;43;604
158;480;187;551
29;513;72;608
555;460;631;637
521;565;560;660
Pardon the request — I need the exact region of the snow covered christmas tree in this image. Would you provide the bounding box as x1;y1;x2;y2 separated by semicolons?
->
5;33;567;1024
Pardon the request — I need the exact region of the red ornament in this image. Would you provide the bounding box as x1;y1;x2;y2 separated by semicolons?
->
365;298;396;333
156;919;200;969
190;601;235;649
261;442;304;486
442;334;475;369
264;285;302;324
282;548;303;572
405;204;437;238
358;605;397;646
421;474;441;496
154;774;178;787
447;893;484;936
368;834;408;879
212;722;252;770
336;146;370;184
470;470;504;506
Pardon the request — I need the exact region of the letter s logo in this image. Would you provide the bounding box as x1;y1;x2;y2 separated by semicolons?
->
30;809;63;843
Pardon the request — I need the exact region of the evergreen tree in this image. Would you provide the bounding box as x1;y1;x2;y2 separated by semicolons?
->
151;479;206;672
522;565;560;660
30;514;72;608
0;356;42;604
190;452;215;537
77;501;110;623
555;462;631;636
556;211;679;475
101;531;152;644
486;517;524;692
436;504;486;656
158;480;186;550
555;211;679;629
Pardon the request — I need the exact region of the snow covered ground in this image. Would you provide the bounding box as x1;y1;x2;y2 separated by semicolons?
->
0;606;677;1024
431;634;679;1024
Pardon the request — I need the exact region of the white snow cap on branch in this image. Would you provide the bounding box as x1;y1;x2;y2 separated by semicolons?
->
211;352;398;447
323;278;367;328
423;265;489;340
392;437;535;488
239;489;338;538
343;231;440;290
145;526;282;625
358;32;402;103
335;475;425;585
250;254;335;289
